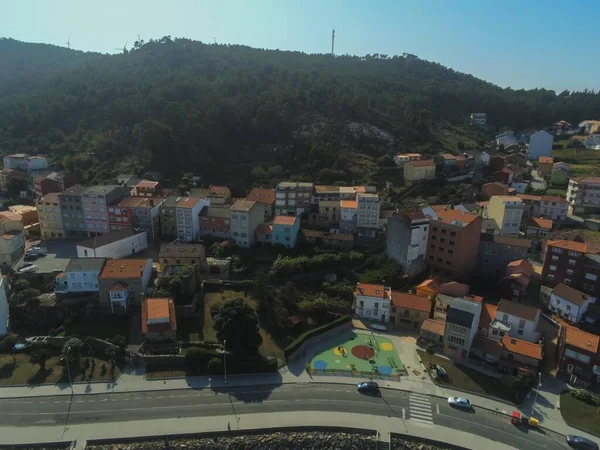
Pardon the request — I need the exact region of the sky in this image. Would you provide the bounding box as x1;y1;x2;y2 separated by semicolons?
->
3;0;599;92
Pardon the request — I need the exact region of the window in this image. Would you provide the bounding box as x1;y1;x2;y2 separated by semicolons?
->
450;231;456;236
569;259;576;265
566;269;574;276
449;240;455;246
445;261;452;266
438;246;444;251
448;250;454;255
549;265;557;271
429;256;434;260
518;319;525;328
517;329;524;335
552;247;563;254
547;274;555;280
430;244;435;250
431;235;436;241
359;301;364;307
564;278;572;285
374;303;379;309
566;305;571;311
441;229;447;234
552;255;559;261
432;227;438;232
502;314;508;322
586;273;598;281
437;258;442;262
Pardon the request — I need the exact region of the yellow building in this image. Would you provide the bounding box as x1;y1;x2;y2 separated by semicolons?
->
309;200;341;227
487;196;524;236
403;160;436;183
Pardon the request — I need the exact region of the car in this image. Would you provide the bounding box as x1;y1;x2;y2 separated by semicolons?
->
448;397;472;409
567;435;599;450
357;381;380;395
29;246;47;256
370;324;387;332
434;365;448;378
23;252;38;261
17;263;37;273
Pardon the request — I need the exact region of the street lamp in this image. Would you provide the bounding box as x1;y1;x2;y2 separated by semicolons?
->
223;340;227;386
532;372;542;417
65;346;74;395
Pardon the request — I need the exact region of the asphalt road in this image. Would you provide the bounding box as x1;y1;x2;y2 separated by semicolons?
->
0;384;570;450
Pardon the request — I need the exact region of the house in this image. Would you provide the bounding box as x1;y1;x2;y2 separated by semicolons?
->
0;277;9;337
528;130;553;160
552;120;571;135
158;196;179;240
9;205;38;228
481;182;515;200
496;131;517;148
389;291;432;329
393;153;422;166
300;229;354;251
491;168;514;185
579;120;600;134
550;166;569;187
404;160;436;183
55;258;106;294
309;200;341;228
509;181;529;194
58;185;88;239
420;319;445;344
205;185;232;206
254;224;272;246
3;154;48;172
443;297;481;360
567;176;600;215
275;182;314;216
500;336;543;373
229;200;263;248
82;185;130;237
558;326;600;383
540;195;568;220
541;240;587;288
501;259;533;303
438;153;458;168
425;208;482;282
76;228;148;259
133;180;162;198
492;299;540;343
433;293;454;322
110;196;164;241
549;283;596;324
538;157;554;177
37;193;64;239
175;196;209;242
0;211;25;266
199;206;231;239
517;194;542;220
98;258;153;312
142;297;177;341
340;200;358;233
246;188;275;222
272;215;300;248
470;113;486;126
416;278;441;299
478;303;498;338
353;283;392;322
489;156;506;173
159;243;206;271
33;171;76;198
356;193;380;237
487;196;523;236
478;234;532;275
386;211;429;278
525;217;552;239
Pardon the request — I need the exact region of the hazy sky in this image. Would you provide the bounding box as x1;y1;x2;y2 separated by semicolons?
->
3;0;599;92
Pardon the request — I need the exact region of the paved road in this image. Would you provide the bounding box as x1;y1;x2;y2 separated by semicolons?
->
0;384;569;450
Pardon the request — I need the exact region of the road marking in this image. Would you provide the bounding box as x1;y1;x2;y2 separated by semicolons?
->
77;400;84;403
410;417;435;425
53;401;61;404
402;408;405;419
409;394;433;425
436;404;440;414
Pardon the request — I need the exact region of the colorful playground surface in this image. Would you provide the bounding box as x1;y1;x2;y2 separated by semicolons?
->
308;332;405;376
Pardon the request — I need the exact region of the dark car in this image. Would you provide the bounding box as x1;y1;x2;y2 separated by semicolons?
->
567;435;599;450
357;381;380;395
23;252;38;261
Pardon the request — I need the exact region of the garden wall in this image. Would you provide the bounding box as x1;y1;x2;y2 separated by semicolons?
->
286;317;352;362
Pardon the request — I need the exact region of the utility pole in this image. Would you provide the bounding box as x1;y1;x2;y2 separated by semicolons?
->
331;29;335;55
223;340;227;386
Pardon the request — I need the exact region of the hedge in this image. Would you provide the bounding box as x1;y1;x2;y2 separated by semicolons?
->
284;314;351;358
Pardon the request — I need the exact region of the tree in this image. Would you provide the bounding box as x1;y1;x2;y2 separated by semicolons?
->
213;298;262;355
185;347;208;372
425;343;436;367
111;335;127;351
1;335;18;364
61;338;83;365
105;346;116;363
9;288;41;306
30;349;51;371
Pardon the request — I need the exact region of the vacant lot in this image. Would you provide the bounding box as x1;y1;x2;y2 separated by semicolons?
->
0;354;119;385
65;317;130;341
202;290;284;359
553;148;600;178
417;350;520;404
560;391;600;436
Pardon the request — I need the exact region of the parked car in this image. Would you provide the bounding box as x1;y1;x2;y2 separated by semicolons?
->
357;381;380;395
23;252;38;261
567;435;599;450
17;263;37;273
370;324;387;332
448;397;472;409
28;246;47;256
434;365;448;379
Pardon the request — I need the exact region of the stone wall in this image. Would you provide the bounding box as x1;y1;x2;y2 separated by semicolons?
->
286;322;352;363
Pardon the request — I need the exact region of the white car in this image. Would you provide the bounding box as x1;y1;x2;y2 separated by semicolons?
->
448;397;472;409
370;324;387;332
28;246;47;256
17;263;37;273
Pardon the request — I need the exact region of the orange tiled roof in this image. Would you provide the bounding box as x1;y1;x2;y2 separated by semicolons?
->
356;283;387;298
541;195;568;204
100;259;149;280
528;217;552;230
135;180;159;189
517;194;542;202
255;224;272;234
480;303;498;329
142;297;176;334
341;200;358;209
391;292;431;313
565;326;600;353
547;240;587;253
502;336;542;360
439;281;469;297
110;283;127;291
421;319;445;336
246;188;275;205
209;185;229;195
435;208;480;226
408;160;436;167
538;157;554;164
177;197;203;208
418;278;440;291
273;215;298;226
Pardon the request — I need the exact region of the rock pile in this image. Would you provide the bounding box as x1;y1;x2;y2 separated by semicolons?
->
392;437;466;450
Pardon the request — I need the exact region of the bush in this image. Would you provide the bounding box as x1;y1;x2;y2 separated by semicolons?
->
270;252;364;278
48;328;57;337
284;314;351;358
207;357;224;374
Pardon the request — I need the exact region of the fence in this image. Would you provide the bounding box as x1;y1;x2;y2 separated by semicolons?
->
286;321;352;362
306;367;405;379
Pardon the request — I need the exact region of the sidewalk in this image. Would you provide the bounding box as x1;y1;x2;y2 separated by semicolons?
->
0;411;514;450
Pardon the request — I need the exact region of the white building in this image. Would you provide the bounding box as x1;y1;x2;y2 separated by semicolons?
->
339;200;358;233
584;134;600;150
492;299;540;342
567;176;600;214
386;211;429;278
549;283;596;324
353;283;392;322
176;197;209;242
443;297;481;360
230;200;263;248
55;258;106;294
470;113;487;126
356;193;380;237
487;196;524;236
393;153;422;166
496;131;517;148
76;228;148;259
539;195;569;220
3;154;49;172
0;277;9;337
509;181;529;194
527;130;553;160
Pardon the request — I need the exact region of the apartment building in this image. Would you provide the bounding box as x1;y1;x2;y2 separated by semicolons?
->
82;185;129;237
425;208;482;281
340;200;358;233
199;206;231;239
541;240;587;288
246;188;275;222
393;153;422;166
517;194;542;220
0;211;25;266
176;197;209;242
403;160;436;183
159;196;179;239
580;254;600;296
538;157;554;176
539;195;568;220
567;176;600;214
206;185;232;206
528;130;553;160
492;299;540;342
386;211;429;278
59;185;88;239
353;283;392;322
272;215;300;249
133;180;162;197
33;171;76;198
549;283;596;324
275;182;314;216
309;200;341;228
487;196;524;236
356;193;380;237
389;292;432;329
37;193;64;239
229;200;262;248
558;326;600;383
478;234;532;275
443;297;481;360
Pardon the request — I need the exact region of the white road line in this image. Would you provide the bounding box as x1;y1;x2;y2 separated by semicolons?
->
410;410;433;417
436;404;440;414
409;394;430;400
410;417;434;424
77;400;84;403
53;401;61;404
410;404;432;411
409;398;431;406
402;408;405;419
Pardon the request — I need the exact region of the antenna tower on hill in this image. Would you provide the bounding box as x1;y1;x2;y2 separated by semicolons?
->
331;29;335;55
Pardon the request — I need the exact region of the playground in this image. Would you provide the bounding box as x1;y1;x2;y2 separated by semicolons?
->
308;332;405;377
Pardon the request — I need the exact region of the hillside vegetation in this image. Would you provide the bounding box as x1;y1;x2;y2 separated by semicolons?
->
0;36;599;190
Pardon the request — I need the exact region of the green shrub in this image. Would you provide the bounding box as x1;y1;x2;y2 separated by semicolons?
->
270;252;364;277
284;315;351;358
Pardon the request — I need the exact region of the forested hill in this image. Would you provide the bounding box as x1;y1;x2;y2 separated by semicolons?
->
0;37;599;189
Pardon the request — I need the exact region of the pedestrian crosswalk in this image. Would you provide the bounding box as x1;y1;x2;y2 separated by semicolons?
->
408;393;434;424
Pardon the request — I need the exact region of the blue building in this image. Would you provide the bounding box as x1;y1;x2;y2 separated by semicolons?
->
272;215;300;248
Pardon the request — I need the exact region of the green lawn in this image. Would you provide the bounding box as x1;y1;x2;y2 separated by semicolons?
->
417;350;521;404
65;317;129;341
0;354;119;385
553;148;600;178
202;290;284;359
545;187;567;197
560;391;600;436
